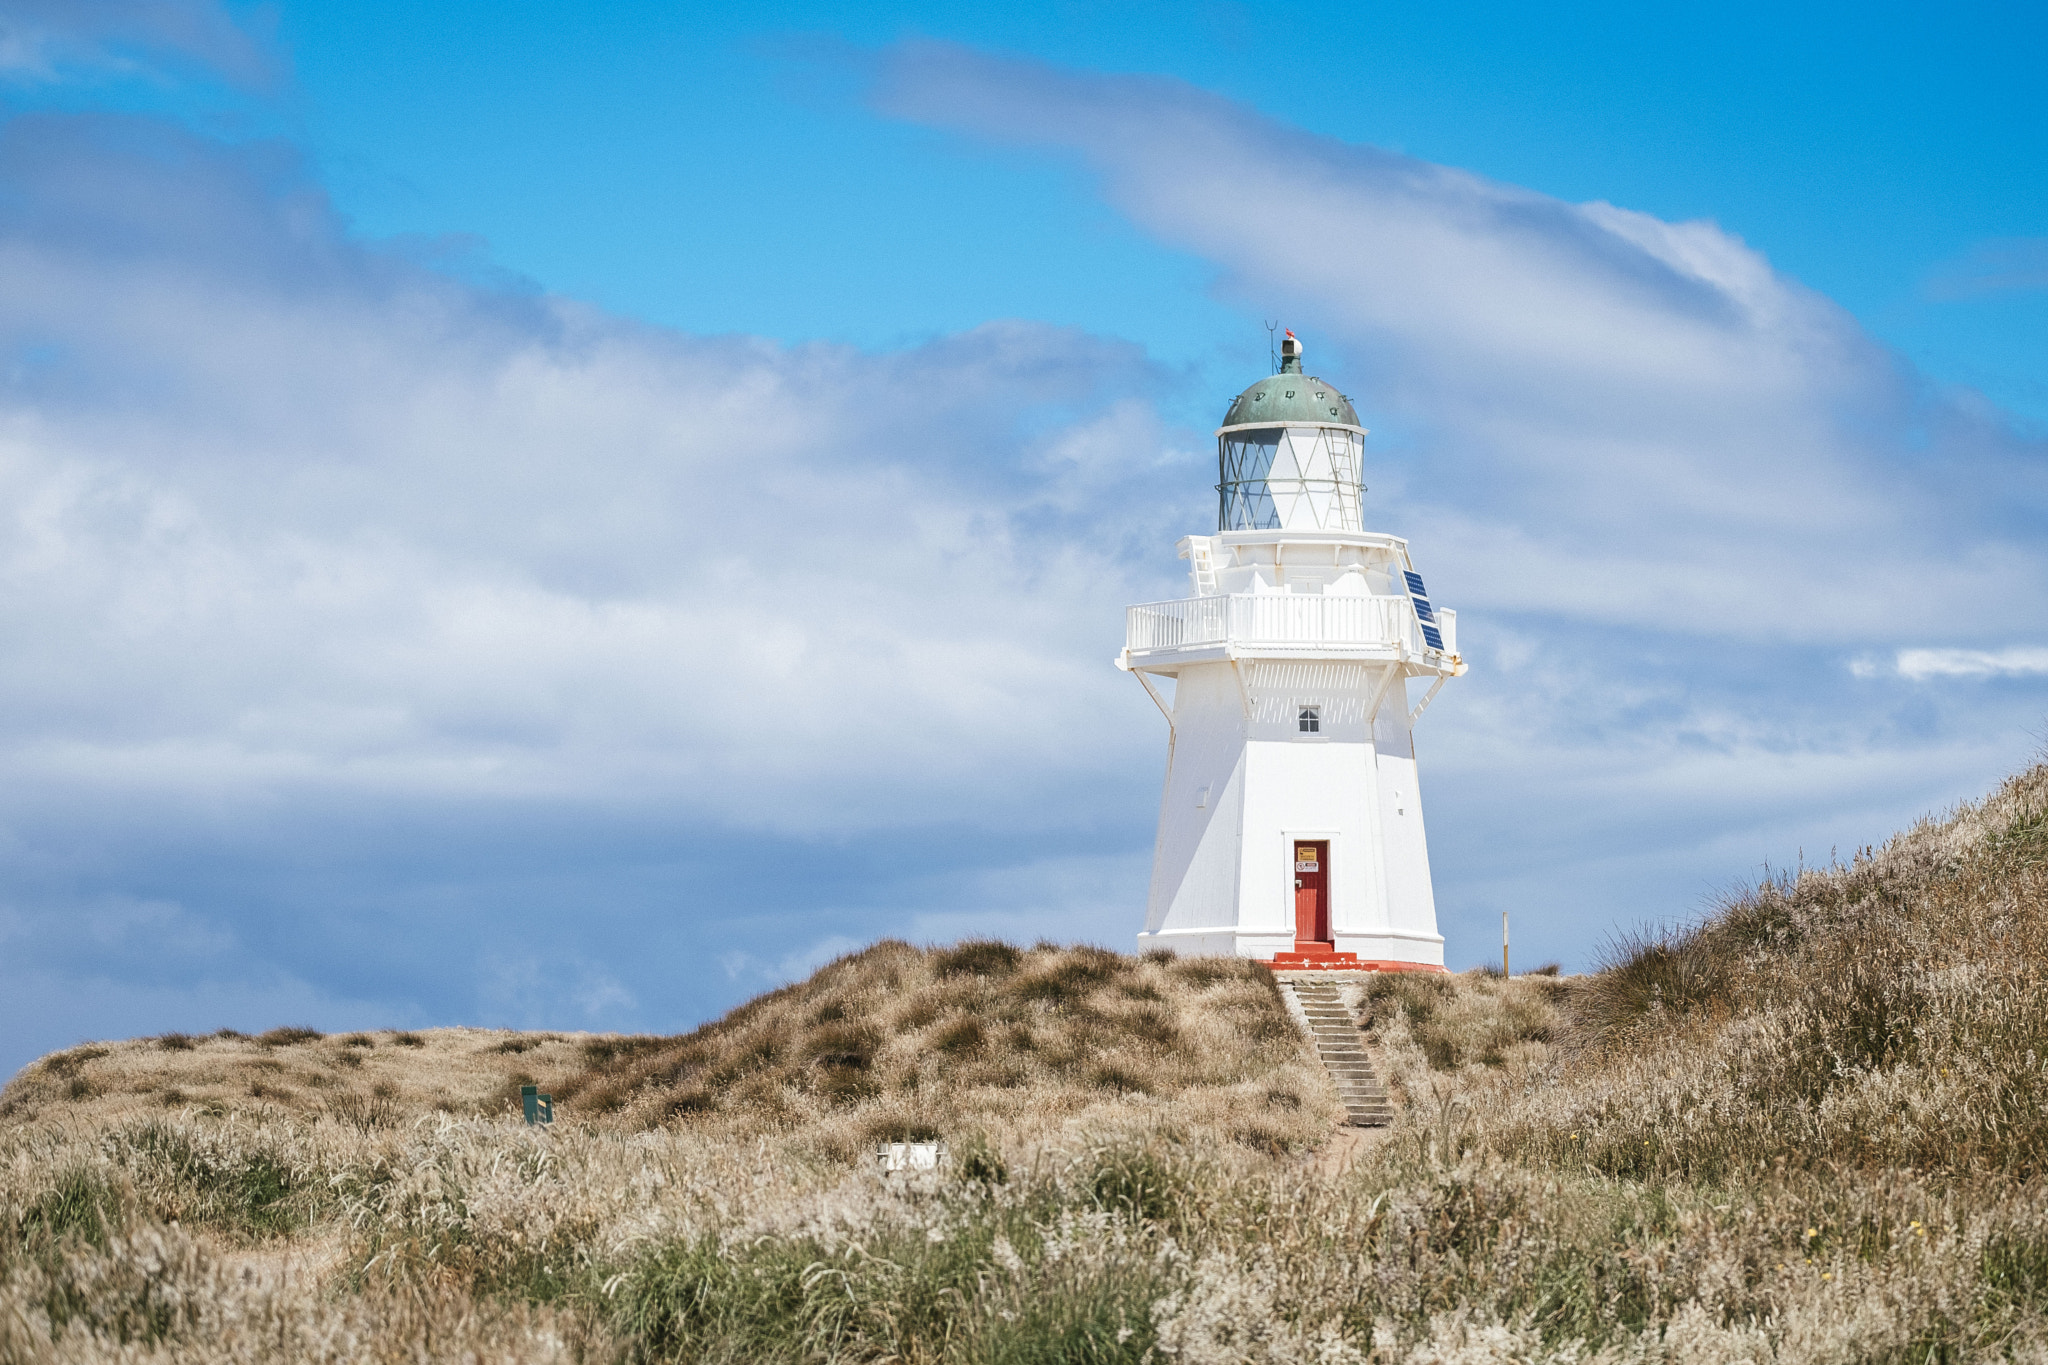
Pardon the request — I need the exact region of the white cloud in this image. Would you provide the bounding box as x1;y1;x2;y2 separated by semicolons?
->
0;0;271;86
0;115;1193;843
872;43;2048;648
1895;648;2048;680
0;109;1201;1075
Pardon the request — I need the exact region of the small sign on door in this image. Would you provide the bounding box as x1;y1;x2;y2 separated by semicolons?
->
1295;847;1318;871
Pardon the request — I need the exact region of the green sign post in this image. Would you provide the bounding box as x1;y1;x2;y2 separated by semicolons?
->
521;1084;553;1125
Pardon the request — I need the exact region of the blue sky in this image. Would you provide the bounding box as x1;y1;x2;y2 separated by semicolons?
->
0;0;2043;1077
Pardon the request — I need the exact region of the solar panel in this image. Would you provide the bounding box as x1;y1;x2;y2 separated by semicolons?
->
1403;569;1445;651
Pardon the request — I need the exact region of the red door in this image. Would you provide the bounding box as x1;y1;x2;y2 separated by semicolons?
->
1293;842;1329;947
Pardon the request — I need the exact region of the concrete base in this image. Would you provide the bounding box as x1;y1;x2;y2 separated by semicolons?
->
1137;926;1445;971
1265;950;1447;972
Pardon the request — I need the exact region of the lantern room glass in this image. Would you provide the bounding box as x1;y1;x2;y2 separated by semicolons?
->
1216;426;1364;532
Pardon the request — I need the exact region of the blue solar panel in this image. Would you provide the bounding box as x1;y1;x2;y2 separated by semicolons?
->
1402;569;1446;650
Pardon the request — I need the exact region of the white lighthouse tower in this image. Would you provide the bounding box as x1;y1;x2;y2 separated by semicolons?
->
1117;333;1463;970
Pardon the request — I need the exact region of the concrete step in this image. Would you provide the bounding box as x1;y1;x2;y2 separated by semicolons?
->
1279;978;1395;1133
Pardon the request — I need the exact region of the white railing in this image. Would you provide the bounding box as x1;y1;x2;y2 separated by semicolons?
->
1125;594;1455;656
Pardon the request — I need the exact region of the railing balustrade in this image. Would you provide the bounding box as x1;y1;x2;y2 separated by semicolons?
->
1125;594;1455;656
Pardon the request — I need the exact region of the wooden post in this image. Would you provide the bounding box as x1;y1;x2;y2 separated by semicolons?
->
1502;911;1509;978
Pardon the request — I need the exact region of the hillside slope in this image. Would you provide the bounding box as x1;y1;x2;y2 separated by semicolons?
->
0;1026;589;1130
0;942;1335;1158
1487;760;2048;1180
9;765;2048;1362
536;939;1332;1152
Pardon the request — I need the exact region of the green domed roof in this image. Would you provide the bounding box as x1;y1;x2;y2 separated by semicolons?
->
1220;370;1359;428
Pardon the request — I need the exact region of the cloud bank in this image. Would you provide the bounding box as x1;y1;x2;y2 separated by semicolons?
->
0;107;1197;1074
872;43;2048;951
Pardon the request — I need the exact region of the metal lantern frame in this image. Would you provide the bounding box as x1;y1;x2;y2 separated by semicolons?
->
1216;420;1368;533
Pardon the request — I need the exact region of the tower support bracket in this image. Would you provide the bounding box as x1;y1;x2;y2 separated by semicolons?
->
1363;657;1404;723
1408;675;1448;728
1129;666;1174;736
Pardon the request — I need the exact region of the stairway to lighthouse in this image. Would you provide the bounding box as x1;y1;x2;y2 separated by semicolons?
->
1278;976;1394;1128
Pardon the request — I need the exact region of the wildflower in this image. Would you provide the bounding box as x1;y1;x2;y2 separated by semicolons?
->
1805;1227;1817;1239
1822;1272;1832;1281
991;1236;1024;1274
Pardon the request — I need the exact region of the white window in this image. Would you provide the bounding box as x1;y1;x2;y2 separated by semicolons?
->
1298;706;1321;735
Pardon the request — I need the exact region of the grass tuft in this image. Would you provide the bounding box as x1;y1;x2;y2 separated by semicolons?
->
934;939;1024;978
256;1027;324;1047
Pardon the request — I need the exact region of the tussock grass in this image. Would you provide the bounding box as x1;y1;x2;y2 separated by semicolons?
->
0;1028;595;1130
530;940;1328;1157
12;764;2048;1359
1482;760;2048;1183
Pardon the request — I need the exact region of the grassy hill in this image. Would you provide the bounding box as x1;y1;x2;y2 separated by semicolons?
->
5;763;2048;1361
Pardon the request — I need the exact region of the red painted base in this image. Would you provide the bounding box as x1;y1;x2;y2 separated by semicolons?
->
1263;946;1448;973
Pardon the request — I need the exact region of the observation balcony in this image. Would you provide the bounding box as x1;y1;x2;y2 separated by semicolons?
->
1121;593;1458;672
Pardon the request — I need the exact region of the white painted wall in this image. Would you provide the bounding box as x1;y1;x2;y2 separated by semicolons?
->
1372;696;1441;950
1136;652;1445;967
1143;663;1245;945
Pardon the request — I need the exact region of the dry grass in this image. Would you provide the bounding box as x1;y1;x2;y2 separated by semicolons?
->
0;1027;592;1131
528;940;1333;1157
10;764;2048;1361
1472;759;2048;1184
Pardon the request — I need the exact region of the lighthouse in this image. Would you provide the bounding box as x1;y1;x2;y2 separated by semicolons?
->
1116;333;1463;970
